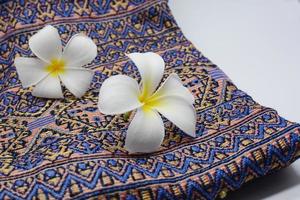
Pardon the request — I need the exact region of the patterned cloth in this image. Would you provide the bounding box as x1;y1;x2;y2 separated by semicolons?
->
1;0;300;199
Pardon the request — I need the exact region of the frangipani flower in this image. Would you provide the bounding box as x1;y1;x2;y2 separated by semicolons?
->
98;52;196;153
15;25;97;98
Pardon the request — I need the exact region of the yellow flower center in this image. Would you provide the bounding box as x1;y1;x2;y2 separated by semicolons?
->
138;87;149;103
45;59;66;77
139;84;161;112
141;99;161;112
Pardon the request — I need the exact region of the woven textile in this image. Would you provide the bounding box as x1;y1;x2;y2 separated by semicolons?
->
1;0;300;199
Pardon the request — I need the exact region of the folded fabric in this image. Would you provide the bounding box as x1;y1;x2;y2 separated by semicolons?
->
0;0;300;199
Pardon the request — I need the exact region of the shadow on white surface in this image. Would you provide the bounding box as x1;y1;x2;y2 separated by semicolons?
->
227;161;300;200
169;1;300;199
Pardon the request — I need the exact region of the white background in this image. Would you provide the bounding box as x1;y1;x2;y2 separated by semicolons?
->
169;0;300;199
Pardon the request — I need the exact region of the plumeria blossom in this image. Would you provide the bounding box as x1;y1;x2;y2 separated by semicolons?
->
15;25;97;98
98;52;196;153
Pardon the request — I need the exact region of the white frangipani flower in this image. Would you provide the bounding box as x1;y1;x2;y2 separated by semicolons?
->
15;25;97;98
98;52;196;153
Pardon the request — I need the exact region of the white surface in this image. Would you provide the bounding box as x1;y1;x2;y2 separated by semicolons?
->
169;0;300;199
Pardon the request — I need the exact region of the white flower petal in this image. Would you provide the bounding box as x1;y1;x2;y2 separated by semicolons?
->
125;108;165;153
62;34;97;67
29;25;62;63
14;57;49;88
59;68;94;98
127;52;165;98
152;97;196;137
32;75;63;98
98;75;143;115
151;73;195;105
